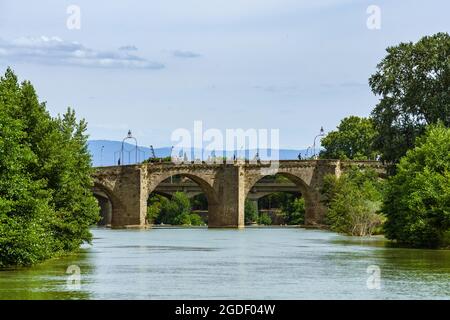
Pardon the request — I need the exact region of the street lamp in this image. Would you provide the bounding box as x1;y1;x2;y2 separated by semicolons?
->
100;145;104;166
149;145;156;159
121;130;138;165
313;126;325;159
306;146;312;159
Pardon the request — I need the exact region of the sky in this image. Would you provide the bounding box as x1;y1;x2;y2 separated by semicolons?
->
0;0;449;149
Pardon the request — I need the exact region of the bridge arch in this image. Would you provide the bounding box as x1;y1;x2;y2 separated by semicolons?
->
145;171;220;226
92;182;125;227
244;171;316;225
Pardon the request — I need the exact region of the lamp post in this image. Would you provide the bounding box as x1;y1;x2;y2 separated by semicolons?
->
100;145;104;166
150;145;156;160
170;145;174;184
306;146;312;159
121;130;138;165
313;126;325;159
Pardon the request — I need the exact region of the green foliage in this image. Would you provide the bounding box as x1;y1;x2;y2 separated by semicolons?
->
150;192;204;226
191;193;208;210
0;68;99;267
369;32;450;166
258;191;305;225
282;198;305;225
244;199;258;224
323;167;385;236
258;212;272;225
187;213;204;226
143;156;173;163
320;116;377;160
383;124;450;248
146;194;163;223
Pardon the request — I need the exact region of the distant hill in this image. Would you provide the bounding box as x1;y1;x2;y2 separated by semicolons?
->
88;140;313;167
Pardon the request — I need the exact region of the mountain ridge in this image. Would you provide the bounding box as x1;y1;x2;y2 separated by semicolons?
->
88;140;314;167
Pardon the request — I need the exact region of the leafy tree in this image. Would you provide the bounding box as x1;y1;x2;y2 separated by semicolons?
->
155;192;189;224
147;194;163;223
369;32;450;166
187;213;204;226
244;199;258;224
282;198;305;225
0;68;99;267
319;116;377;160
383;124;450;248
151;192;204;226
322;167;385;236
258;212;272;225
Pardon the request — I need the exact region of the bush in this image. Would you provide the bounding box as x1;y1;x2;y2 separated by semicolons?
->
282;197;305;225
383;124;450;248
323;167;385;236
188;213;204;226
149;192;204;226
244;199;258;224
258;213;272;225
146;194;163;223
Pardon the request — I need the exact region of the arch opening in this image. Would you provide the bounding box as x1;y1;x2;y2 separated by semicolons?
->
245;173;312;226
92;185;114;227
147;174;218;226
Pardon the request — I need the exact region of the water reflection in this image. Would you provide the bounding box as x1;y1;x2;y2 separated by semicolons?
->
0;251;92;299
0;228;449;299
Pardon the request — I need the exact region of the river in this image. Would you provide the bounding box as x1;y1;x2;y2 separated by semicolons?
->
0;227;449;299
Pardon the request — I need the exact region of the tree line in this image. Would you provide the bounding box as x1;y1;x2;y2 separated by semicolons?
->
319;33;450;248
0;68;99;267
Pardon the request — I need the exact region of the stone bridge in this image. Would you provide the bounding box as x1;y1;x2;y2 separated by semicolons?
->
92;160;385;228
155;180;300;199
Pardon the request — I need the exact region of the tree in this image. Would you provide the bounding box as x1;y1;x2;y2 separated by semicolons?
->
244;199;258;224
319;116;377;160
258;213;272;225
369;33;450;166
153;192;204;226
282;198;305;225
147;194;163;223
383;124;450;248
322;167;385;236
0;68;99;267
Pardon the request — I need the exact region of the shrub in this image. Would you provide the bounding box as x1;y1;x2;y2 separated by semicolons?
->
323;167;385;236
383;124;450;247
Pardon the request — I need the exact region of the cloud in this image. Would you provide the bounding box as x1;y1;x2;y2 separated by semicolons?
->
0;36;164;69
172;50;202;58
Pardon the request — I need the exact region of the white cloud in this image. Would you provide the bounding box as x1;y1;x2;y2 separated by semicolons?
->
0;36;164;69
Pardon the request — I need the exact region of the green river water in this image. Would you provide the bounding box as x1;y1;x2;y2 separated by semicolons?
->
0;227;449;299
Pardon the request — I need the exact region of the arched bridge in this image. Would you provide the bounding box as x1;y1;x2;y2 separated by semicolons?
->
92;160;386;228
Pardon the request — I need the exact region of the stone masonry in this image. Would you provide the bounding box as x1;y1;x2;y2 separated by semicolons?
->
92;160;386;228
